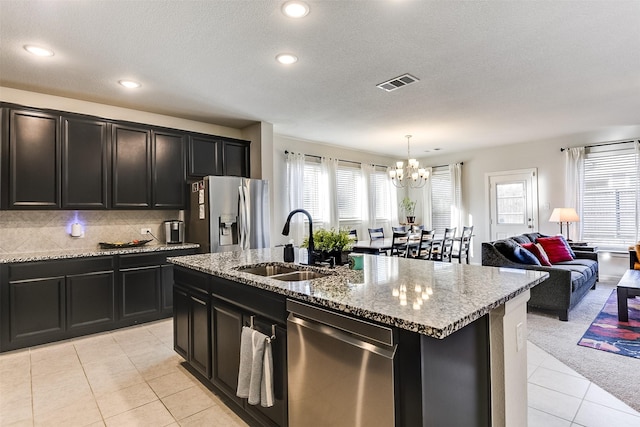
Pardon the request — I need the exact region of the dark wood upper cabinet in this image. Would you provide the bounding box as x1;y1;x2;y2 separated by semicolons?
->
62;116;109;209
188;135;250;178
188;135;219;177
153;130;186;209
112;124;152;208
221;139;250;177
8;109;61;208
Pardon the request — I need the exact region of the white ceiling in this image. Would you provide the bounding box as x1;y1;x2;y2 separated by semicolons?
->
1;0;639;157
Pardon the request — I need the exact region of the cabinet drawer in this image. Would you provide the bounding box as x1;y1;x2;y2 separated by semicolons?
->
8;256;114;281
174;266;210;295
118;249;195;269
211;276;287;323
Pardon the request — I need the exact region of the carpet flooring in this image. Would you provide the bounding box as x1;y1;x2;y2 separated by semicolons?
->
527;279;640;413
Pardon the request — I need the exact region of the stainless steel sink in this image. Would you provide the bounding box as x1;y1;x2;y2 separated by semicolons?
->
236;263;329;281
237;265;297;276
270;271;328;281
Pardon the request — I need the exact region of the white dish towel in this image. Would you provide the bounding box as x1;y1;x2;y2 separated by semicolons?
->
236;326;274;407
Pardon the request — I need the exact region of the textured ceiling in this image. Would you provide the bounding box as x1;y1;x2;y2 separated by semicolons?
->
1;0;639;157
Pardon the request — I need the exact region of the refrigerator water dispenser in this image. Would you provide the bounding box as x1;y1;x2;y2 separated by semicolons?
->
218;215;238;246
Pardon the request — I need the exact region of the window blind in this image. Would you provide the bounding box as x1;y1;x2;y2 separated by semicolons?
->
582;145;639;247
431;167;451;232
336;166;362;221
303;162;322;222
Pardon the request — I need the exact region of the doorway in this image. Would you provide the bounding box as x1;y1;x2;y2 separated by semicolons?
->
487;169;539;241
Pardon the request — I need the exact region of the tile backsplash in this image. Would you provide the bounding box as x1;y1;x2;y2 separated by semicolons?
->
0;210;182;253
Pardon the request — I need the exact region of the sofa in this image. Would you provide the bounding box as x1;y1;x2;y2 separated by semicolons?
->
482;232;599;321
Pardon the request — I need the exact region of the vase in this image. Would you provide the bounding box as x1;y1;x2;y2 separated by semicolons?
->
406;216;416;224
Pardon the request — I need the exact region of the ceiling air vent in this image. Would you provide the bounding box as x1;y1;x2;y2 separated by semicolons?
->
376;73;419;92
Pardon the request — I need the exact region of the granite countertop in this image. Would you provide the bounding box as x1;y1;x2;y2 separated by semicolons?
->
0;243;200;264
169;248;548;339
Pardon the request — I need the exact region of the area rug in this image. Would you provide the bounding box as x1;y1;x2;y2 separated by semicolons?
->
577;289;640;359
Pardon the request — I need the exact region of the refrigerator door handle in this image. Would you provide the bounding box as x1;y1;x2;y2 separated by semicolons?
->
238;183;251;250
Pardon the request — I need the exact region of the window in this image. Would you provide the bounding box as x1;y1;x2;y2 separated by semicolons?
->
496;182;526;224
302;161;322;222
336;165;362;221
431;167;451;231
581;142;639;248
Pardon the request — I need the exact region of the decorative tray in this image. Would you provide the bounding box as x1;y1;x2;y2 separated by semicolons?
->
98;239;152;249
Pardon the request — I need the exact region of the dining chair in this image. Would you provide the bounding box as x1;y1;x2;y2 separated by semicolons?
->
348;229;358;241
431;227;456;261
409;229;435;259
390;230;410;257
451;226;474;264
368;227;385;240
392;226;406;233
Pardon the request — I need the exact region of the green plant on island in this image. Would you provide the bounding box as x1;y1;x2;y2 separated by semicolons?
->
300;228;354;252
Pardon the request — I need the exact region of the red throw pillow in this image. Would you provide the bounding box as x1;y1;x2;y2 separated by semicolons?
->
521;242;552;266
536;236;574;263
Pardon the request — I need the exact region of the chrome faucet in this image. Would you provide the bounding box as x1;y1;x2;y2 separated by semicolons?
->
282;209;315;265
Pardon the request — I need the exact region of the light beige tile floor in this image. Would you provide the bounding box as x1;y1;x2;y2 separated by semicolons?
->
1;319;638;426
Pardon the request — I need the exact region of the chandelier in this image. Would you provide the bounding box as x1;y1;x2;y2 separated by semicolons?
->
389;135;429;188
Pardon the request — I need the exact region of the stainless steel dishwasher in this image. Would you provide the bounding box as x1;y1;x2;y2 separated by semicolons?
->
286;299;397;427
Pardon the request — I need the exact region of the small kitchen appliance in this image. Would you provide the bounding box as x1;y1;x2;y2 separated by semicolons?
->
164;220;184;244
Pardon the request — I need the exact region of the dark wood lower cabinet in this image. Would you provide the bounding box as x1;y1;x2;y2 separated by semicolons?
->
67;271;115;330
120;266;161;319
173;267;287;427
0;248;196;352
9;276;65;342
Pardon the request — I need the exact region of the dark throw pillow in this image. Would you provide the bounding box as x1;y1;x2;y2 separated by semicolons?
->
495;239;540;265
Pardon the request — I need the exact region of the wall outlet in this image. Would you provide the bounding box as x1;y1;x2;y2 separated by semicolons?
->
516;322;524;352
140;228;152;235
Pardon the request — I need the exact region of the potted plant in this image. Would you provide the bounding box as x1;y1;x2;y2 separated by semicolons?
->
399;196;417;224
301;228;354;265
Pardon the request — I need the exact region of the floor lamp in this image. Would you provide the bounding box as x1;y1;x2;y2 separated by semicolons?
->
549;208;580;241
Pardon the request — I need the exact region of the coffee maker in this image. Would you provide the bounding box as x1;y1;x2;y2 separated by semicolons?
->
163;220;184;244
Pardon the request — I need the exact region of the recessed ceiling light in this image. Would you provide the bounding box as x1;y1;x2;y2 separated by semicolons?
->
118;80;141;89
282;1;309;18
24;45;54;57
276;53;298;65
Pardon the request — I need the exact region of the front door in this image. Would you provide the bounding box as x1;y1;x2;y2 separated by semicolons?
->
487;169;538;240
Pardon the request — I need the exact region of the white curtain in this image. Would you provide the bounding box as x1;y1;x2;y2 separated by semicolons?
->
387;167;399;232
635;141;640;242
361;163;377;235
321;157;340;230
421;167;433;229
449;163;463;234
565;147;585;241
285;152;305;244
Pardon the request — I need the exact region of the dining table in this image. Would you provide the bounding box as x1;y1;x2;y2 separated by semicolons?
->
352;234;425;255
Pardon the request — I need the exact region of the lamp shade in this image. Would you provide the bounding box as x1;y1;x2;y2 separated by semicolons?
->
549;208;580;223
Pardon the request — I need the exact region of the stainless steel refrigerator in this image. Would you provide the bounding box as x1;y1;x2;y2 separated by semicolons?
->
187;176;270;253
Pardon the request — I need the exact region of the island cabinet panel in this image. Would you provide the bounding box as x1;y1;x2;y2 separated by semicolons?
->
173;267;288;427
62;115;110;209
7;109;61;208
112;124;152;208
152;130;186;209
173;267;211;378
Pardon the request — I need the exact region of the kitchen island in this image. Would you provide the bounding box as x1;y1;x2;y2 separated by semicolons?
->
169;248;548;427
